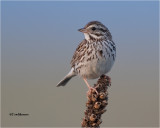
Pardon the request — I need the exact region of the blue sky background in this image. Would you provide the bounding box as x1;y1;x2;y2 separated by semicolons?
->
1;1;159;127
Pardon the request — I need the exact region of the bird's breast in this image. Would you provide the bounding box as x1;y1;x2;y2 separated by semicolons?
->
75;40;116;79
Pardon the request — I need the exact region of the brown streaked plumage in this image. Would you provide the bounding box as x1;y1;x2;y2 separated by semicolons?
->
57;21;116;94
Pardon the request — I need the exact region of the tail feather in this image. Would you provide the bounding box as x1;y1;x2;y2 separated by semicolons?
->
56;68;76;87
56;75;72;87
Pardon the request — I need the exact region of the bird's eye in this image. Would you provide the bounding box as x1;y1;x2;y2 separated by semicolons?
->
92;27;96;31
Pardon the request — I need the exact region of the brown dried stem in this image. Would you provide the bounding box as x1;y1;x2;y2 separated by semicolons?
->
81;75;111;128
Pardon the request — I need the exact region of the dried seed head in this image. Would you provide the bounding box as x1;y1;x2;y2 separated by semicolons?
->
100;109;107;114
81;75;111;127
102;100;108;106
87;94;92;100
99;92;106;99
86;102;92;108
89;114;97;122
91;123;97;127
81;118;88;127
91;94;98;102
97;119;102;125
94;102;101;109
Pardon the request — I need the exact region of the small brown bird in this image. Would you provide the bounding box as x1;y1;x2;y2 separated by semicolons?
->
57;21;116;94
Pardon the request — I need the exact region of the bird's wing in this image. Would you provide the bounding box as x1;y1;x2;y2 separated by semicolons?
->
70;39;88;67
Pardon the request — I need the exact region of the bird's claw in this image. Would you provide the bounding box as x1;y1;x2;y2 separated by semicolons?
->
87;87;98;95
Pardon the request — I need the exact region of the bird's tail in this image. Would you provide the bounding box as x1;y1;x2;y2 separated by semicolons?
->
56;68;76;87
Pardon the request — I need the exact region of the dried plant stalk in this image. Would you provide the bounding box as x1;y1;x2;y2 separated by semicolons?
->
81;75;111;128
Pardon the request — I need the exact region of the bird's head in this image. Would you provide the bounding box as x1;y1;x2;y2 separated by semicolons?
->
78;21;112;41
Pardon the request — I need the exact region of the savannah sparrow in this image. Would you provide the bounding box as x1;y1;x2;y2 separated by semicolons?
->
57;21;116;94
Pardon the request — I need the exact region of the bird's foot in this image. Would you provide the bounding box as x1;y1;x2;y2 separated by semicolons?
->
87;87;98;95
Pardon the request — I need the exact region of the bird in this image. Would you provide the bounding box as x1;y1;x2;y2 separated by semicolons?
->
56;21;116;94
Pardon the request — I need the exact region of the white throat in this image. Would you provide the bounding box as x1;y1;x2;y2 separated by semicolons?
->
84;33;90;41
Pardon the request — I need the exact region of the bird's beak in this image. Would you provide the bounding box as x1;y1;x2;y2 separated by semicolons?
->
78;28;88;33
